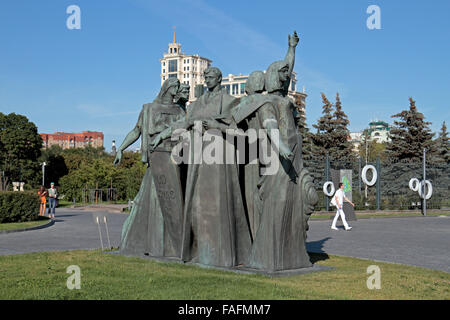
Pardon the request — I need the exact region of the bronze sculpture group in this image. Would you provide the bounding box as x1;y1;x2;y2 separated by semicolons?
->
114;31;318;272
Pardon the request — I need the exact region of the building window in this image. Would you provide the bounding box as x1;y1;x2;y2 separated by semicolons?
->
174;48;177;53
163;62;165;66
240;83;245;94
169;74;177;78
163;76;165;80
169;60;177;73
162;69;165;73
170;48;172;54
232;84;239;95
291;80;296;91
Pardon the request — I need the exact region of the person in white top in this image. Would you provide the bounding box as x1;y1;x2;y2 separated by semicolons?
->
331;182;355;231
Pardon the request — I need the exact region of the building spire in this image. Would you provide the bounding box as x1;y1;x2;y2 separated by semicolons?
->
173;26;176;43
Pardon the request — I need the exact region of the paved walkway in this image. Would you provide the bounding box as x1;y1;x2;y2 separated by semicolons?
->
0;209;127;255
306;215;450;273
0;209;449;273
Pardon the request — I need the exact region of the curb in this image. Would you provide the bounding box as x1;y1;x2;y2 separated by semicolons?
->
0;219;55;234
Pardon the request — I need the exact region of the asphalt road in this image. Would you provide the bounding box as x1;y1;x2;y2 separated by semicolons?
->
0;209;127;255
306;215;450;273
0;209;449;273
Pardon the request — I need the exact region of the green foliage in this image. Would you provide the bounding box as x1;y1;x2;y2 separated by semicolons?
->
0;113;43;190
331;93;355;161
386;98;436;162
435;121;449;164
57;151;145;202
0;191;40;223
359;133;387;162
311;93;355;163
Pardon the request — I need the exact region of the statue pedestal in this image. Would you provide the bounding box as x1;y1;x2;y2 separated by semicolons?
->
111;251;333;277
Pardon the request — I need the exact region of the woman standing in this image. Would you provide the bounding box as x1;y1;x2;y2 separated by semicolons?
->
37;186;47;217
114;78;186;258
245;60;318;271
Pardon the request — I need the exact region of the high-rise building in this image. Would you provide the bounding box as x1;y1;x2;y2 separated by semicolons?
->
160;28;212;101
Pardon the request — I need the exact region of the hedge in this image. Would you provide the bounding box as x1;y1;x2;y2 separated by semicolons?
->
0;191;40;223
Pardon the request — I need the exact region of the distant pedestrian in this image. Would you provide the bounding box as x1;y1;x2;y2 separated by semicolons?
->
37;186;47;217
47;182;58;219
331;182;355;231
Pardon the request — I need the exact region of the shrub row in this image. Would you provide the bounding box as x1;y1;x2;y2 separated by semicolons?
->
0;191;40;223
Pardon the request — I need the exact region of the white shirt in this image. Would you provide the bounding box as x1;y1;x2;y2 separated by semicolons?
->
334;189;345;207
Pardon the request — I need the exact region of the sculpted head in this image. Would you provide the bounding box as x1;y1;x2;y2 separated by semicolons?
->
245;71;265;95
157;78;180;103
204;67;222;91
265;60;289;94
176;83;190;103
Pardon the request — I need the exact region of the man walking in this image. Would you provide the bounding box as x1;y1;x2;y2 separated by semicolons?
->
48;182;58;219
331;182;354;231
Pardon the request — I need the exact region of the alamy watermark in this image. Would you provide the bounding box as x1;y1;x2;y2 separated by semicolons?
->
66;5;81;30
170;121;281;176
366;5;381;30
366;265;381;290
66;265;81;290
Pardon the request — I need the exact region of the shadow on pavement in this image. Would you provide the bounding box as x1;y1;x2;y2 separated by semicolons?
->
307;237;332;263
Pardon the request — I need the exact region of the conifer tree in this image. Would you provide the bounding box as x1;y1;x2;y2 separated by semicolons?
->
331;93;355;161
435;121;449;163
311;93;334;158
386;97;435;162
293;93;313;160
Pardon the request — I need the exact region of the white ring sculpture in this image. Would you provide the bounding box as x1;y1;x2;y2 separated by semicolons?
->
418;180;433;200
409;178;420;192
323;181;335;197
362;164;377;186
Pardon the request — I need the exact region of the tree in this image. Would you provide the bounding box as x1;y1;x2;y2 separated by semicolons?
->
331;93;355;161
0;113;43;190
386;97;435;162
435;121;449;163
311;93;335;158
293;92;314;160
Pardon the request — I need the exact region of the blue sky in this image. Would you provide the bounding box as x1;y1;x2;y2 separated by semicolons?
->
1;0;449;151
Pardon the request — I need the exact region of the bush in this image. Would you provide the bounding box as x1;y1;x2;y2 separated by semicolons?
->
0;191;40;223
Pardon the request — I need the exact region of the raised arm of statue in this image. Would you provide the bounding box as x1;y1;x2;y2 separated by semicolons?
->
114;109;143;165
284;30;299;79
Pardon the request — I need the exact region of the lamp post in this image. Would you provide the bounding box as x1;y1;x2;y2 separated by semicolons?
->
41;162;46;186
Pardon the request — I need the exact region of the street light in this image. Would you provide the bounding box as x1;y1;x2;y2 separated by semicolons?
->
41;162;46;186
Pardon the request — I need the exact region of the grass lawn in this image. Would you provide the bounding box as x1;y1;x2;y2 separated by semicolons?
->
0;218;50;232
0;250;448;300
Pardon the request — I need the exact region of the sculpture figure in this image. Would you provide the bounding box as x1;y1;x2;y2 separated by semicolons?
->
180;67;252;268
114;31;318;273
233;31;318;271
114;78;186;258
175;83;190;111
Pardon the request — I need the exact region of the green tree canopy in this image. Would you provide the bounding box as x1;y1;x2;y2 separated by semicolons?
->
311;93;335;158
331;93;355;161
386;97;435;162
435;121;449;163
0;113;43;190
